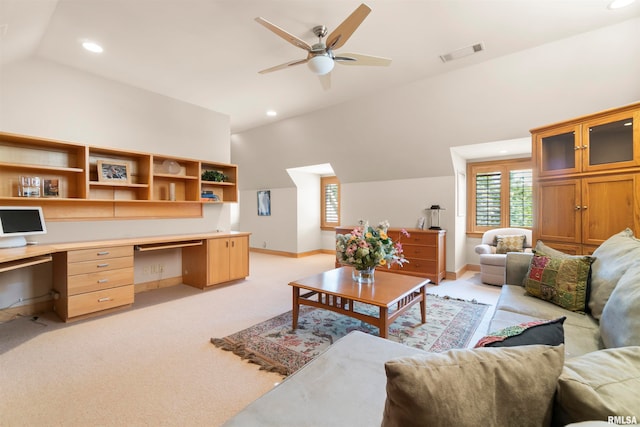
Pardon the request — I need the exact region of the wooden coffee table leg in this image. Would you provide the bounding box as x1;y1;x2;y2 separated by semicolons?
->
379;307;389;338
292;286;300;330
420;285;426;324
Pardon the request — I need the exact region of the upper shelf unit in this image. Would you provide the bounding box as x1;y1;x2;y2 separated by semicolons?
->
0;131;238;220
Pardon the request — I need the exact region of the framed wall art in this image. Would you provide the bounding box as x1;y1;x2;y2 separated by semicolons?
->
257;190;271;216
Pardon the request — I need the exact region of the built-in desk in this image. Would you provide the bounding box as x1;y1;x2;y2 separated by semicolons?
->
0;231;251;322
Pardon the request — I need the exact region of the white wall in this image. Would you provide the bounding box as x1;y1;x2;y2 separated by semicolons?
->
239;187;297;253
0;57;231;308
232;18;640;272
288;170;322;254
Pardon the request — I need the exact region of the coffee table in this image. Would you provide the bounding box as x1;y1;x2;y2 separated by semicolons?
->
289;267;429;339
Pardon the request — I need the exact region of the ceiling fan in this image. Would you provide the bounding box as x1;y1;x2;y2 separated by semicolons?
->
255;3;391;88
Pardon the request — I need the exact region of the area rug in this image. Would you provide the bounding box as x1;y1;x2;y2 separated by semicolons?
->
211;294;489;376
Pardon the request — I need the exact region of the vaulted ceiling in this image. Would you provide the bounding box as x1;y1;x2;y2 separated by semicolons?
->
2;0;639;133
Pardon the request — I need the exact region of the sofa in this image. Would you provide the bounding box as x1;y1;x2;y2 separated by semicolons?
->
474;227;533;285
224;229;640;427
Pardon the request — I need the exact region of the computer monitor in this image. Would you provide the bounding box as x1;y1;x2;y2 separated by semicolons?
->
0;206;47;248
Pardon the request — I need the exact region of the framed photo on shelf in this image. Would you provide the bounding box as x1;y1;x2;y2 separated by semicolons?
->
43;179;60;197
97;160;130;183
257;190;271;216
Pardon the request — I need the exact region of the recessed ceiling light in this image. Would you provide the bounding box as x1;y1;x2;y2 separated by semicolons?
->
608;0;636;9
266;110;277;117
82;41;103;53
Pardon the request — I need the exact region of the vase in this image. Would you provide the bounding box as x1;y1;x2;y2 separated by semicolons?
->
352;266;375;284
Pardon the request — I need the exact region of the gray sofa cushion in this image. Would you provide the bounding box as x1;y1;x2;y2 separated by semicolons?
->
489;309;601;358
554;346;640;425
496;285;598;330
223;331;425;427
589;228;640;319
382;345;565;427
600;262;640;348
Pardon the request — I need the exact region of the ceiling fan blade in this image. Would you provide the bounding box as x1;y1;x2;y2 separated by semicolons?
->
258;58;309;74
326;3;371;51
318;73;331;91
335;53;392;66
255;17;312;51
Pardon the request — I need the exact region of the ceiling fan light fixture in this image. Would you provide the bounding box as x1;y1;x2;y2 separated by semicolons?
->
307;55;334;75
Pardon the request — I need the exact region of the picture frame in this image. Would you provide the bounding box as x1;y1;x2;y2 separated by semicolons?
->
97;160;130;183
257;190;271;216
43;179;60;197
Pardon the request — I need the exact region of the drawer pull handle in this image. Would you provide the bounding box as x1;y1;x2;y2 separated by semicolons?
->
97;297;113;303
97;251;110;256
97;279;109;284
97;263;109;268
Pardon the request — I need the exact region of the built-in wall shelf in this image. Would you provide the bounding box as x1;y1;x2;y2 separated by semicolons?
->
0;131;238;221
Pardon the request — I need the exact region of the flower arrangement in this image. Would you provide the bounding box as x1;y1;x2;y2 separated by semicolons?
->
336;220;409;270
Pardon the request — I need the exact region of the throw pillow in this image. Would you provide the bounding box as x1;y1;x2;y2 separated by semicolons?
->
475;317;565;348
381;345;564;427
495;234;526;254
554;346;640;425
524;251;594;312
588;228;640;319
600;262;640;348
533;240;574;258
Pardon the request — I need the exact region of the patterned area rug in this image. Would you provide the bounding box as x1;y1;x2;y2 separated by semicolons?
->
211;294;489;376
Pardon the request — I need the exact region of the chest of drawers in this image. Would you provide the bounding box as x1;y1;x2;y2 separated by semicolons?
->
53;245;134;321
335;227;446;284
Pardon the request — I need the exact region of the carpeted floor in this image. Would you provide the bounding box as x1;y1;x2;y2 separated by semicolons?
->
212;294;489;376
0;253;500;426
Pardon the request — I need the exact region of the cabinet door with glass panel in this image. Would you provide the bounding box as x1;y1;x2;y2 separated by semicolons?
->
535;108;640;177
535;124;581;177
581;110;640;173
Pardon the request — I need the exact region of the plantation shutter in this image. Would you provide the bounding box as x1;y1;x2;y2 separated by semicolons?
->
475;172;502;226
509;169;533;227
321;176;340;229
324;182;339;223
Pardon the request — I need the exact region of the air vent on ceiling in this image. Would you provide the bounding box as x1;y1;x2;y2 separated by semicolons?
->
440;42;485;63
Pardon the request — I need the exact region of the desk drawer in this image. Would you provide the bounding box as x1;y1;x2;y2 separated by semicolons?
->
67;267;134;295
67;256;133;275
67;246;133;263
67;285;134;318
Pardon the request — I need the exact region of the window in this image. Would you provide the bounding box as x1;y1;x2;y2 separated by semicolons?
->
321;176;340;230
467;159;532;236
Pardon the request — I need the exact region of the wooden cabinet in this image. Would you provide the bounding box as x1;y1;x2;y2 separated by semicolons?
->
52;245;134;321
335;227;446;284
182;234;250;288
532;102;640;254
535;108;640;177
0;131;239;220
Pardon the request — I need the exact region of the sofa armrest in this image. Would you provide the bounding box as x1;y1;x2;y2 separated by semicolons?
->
505;252;533;286
475;244;494;255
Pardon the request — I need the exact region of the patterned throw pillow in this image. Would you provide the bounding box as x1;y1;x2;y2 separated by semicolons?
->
475;317;566;348
524;253;594;312
495;234;526;254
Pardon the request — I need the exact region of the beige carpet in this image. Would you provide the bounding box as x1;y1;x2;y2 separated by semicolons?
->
0;253;499;426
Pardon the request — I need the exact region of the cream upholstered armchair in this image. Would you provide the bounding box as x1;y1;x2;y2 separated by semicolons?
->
474;228;533;285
